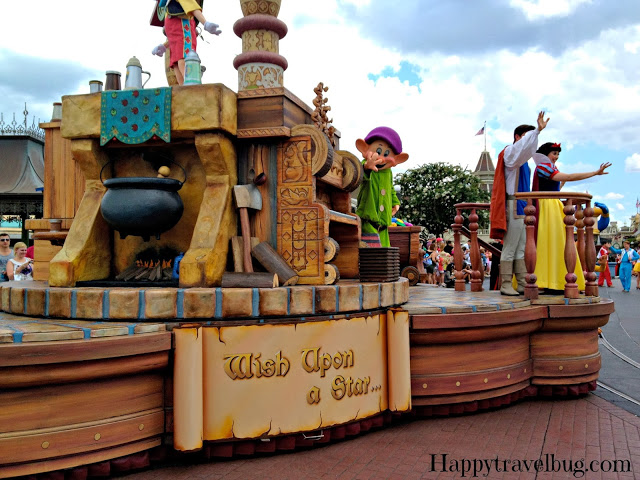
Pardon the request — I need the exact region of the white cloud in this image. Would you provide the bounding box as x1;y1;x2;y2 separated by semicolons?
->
510;0;593;21
616;203;625;211
0;0;638;208
603;193;624;200
625;153;640;172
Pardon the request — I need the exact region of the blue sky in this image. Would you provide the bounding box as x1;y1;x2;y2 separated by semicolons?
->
0;0;638;226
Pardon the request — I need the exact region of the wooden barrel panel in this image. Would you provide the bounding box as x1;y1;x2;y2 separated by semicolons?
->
410;319;542;345
547;300;614;319
412;359;532;396
0;409;163;464
531;372;599;385
533;352;601;378
530;330;598;358
411;306;547;331
0;438;160;479
542;315;610;332
412;380;531;406
0;374;163;434
410;335;530;375
0;352;169;389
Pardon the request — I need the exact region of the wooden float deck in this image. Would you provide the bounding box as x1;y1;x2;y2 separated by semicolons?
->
0;282;613;478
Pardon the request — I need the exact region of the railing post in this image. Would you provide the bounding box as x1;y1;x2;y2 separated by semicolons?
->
469;208;484;292
563;199;579;299
523;199;538;299
452;209;465;291
583;201;598;297
575;203;586;282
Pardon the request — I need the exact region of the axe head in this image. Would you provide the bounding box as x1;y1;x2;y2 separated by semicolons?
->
233;183;263;210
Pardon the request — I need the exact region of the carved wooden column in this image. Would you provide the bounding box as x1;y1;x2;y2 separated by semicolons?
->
563;199;579;299
523;199;538;300
583;201;599;297
452;209;465;291
468;208;484;292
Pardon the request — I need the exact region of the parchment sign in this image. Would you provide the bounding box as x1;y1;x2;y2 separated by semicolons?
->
173;311;411;449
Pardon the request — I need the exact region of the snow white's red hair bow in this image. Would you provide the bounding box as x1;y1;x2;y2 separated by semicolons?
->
551;143;561;149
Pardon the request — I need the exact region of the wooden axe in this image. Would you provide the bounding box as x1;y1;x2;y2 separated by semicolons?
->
233;182;262;273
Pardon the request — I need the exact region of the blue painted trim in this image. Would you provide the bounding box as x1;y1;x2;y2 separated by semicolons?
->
103;290;110;319
13;330;23;343
335;286;340;311
496;304;501;311
564;298;570;305
471;305;477;313
23;289;28;315
359;284;363;310
311;287;316;315
440;307;446;314
252;288;259;317
177;289;184;319
70;290;77;319
127;324;135;334
138;290;145;319
215;288;222;319
286;288;290;315
378;284;382;307
44;289;50;317
49;321;92;339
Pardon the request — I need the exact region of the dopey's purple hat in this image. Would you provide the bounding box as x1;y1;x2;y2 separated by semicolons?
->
365;126;403;155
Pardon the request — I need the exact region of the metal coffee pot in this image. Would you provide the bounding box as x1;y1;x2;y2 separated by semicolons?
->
124;56;151;90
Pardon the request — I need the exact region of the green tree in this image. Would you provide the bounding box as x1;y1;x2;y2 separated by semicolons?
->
394;162;491;235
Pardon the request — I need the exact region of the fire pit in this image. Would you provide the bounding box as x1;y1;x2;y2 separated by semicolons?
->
75;247;180;288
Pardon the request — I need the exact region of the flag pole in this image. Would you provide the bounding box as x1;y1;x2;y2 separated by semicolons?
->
483;121;487;152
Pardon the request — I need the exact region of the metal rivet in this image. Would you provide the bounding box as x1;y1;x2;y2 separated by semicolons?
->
456;381;461;387
585;364;589;369
42;441;49;449
484;378;488;383
139;424;145;431
524;368;527;373
94;433;101;441
507;374;511;379
422;383;427;389
559;366;564;371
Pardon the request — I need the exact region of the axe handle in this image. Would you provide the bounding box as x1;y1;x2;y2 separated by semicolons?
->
239;207;253;273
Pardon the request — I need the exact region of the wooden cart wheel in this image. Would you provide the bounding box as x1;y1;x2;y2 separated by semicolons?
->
324;263;340;285
401;266;420;286
336;150;364;192
324;237;340;262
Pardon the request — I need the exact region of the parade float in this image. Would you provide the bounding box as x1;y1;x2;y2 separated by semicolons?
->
0;1;614;478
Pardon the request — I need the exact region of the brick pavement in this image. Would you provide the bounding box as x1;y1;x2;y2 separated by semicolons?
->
119;394;640;480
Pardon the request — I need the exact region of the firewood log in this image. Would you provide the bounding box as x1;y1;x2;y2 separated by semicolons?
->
251;242;299;286
115;265;138;281
221;272;279;288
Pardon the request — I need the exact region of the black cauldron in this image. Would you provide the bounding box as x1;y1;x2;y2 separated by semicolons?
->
100;162;186;241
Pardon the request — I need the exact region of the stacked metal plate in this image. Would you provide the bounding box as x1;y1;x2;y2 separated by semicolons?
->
359;247;400;282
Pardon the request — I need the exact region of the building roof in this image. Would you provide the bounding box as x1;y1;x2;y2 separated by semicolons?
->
474;151;495;173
